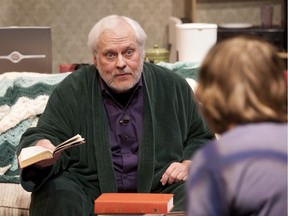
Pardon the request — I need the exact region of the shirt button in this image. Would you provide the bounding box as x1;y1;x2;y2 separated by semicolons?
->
124;136;128;141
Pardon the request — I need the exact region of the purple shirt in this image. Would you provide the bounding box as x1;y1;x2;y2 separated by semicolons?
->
100;77;144;192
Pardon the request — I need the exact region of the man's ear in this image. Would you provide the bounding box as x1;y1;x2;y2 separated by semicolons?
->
93;54;98;67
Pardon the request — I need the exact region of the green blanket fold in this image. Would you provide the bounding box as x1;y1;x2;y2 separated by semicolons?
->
0;72;70;183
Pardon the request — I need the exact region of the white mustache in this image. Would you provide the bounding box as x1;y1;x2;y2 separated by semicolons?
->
119;68;132;74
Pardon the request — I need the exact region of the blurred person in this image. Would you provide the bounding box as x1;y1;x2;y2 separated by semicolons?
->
187;35;287;216
17;15;214;215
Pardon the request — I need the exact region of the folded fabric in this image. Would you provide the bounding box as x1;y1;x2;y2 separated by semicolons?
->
0;72;70;183
157;61;200;80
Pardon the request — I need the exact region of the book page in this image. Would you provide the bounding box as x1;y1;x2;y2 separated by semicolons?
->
54;134;85;154
18;134;85;168
18;145;53;162
18;145;54;168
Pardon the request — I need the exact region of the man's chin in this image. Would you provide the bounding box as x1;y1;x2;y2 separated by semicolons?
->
109;79;138;93
111;84;134;93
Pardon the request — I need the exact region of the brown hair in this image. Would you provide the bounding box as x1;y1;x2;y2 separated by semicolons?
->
196;35;287;134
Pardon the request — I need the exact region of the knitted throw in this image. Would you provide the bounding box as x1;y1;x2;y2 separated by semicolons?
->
0;72;70;183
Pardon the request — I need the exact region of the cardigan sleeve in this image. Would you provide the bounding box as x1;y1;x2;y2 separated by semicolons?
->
143;62;215;162
17;71;88;191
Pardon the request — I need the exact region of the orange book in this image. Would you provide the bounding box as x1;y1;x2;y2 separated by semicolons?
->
94;193;174;215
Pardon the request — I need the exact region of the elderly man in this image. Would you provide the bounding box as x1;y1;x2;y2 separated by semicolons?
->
17;15;214;215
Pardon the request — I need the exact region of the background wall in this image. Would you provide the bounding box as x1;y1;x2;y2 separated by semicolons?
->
0;0;283;72
195;0;283;26
0;0;187;72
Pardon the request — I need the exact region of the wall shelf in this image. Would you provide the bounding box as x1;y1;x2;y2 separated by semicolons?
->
191;0;286;25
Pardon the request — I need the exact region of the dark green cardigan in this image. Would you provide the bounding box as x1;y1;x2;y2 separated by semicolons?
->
18;62;214;209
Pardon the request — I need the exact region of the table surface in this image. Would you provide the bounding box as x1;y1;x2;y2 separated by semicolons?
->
167;211;185;215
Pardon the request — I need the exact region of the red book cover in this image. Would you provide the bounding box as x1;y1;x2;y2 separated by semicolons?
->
94;193;174;214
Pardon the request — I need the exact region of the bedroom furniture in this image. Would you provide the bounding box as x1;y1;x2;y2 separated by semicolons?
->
190;0;287;54
217;26;286;51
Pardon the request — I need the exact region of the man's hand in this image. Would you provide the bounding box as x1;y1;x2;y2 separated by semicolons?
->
160;160;191;186
33;139;60;168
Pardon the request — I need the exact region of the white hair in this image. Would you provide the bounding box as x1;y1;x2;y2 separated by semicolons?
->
87;15;147;58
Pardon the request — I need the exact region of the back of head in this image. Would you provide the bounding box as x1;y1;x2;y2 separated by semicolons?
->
87;15;146;57
196;35;287;134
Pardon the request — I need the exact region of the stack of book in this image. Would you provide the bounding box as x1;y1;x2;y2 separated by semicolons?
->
94;193;175;216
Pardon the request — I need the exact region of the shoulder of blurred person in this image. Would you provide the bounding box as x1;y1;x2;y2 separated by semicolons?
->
187;35;288;216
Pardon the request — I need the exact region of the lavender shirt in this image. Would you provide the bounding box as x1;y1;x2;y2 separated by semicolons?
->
100;77;144;192
187;122;287;216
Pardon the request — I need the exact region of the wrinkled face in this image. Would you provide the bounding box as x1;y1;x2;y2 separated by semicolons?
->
93;26;143;93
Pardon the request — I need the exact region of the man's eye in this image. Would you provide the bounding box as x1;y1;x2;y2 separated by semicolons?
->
124;49;134;57
105;52;115;59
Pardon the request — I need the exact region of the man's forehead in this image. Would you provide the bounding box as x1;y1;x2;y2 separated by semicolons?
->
103;42;136;51
98;31;137;50
101;26;134;39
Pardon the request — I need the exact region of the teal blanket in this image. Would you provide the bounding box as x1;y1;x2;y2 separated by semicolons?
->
0;72;70;183
157;61;199;80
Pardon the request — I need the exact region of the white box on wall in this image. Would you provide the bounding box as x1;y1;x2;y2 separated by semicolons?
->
176;23;218;63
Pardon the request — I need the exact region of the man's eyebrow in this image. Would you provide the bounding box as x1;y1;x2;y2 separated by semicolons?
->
103;48;115;53
102;43;136;53
127;43;136;49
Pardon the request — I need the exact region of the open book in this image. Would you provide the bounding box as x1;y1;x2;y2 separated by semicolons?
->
18;134;85;168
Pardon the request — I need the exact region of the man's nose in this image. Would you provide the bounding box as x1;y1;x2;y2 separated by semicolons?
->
116;55;126;68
